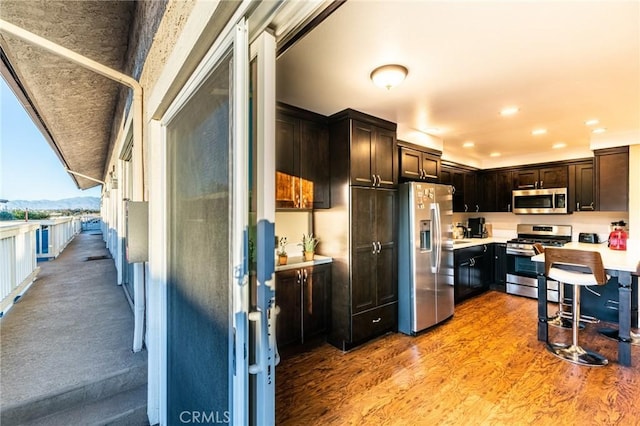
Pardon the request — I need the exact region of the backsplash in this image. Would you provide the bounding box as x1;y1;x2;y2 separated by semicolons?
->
455;211;629;243
275;211;312;256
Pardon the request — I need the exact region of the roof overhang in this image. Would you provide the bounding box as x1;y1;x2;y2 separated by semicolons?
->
0;1;135;190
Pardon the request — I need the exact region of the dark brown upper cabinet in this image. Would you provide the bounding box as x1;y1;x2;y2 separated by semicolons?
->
496;170;513;212
477;170;513;213
330;109;398;189
276;103;330;209
568;159;595;212
440;164;478;212
595;146;629;211
477;172;497;212
512;165;567;189
398;141;441;182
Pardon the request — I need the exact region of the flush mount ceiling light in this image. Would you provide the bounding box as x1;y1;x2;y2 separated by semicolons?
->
531;128;547;136
552;142;567;149
462;141;475;148
489;152;501;157
592;127;607;134
585;119;599;126
370;64;408;90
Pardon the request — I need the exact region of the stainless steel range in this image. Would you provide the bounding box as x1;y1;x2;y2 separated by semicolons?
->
506;224;572;302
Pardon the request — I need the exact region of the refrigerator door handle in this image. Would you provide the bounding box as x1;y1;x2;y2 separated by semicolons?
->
431;202;442;274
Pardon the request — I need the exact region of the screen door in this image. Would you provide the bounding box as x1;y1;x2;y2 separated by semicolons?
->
165;20;249;424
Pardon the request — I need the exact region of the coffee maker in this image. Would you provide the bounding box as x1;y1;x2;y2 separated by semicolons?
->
468;217;487;238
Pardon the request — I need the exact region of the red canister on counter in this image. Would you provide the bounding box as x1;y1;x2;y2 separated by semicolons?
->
608;221;628;251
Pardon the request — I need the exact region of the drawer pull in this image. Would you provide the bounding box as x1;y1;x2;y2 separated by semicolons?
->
372;317;381;323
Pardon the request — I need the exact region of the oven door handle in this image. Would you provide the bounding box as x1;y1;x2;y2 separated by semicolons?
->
506;248;535;256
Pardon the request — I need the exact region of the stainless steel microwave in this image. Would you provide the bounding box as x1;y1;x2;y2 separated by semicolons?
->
512;188;568;214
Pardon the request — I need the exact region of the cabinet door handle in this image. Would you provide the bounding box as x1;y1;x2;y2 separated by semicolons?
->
377;241;382;253
464;204;468;212
371;174;377;186
540;180;543;188
372;317;381;323
577;202;580;210
451;186;456;194
377;174;382;186
303;269;308;280
372;242;377;254
475;204;479;212
296;270;302;283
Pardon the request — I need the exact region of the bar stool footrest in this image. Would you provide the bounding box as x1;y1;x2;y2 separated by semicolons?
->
548;315;583;329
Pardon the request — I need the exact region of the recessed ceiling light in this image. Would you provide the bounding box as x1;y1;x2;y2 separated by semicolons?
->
531;128;547;136
585;119;599;126
489;152;501;157
592;127;607;134
462;141;475;148
552;142;567;149
500;106;519;116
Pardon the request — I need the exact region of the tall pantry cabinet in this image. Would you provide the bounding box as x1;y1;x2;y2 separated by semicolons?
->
314;109;398;350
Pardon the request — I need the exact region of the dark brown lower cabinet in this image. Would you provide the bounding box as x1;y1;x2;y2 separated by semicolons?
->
454;244;492;303
276;264;331;351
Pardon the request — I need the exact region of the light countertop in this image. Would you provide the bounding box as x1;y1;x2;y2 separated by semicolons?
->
531;241;640;273
449;237;509;249
275;254;332;272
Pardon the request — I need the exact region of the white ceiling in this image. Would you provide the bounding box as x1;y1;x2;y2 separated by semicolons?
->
276;1;640;168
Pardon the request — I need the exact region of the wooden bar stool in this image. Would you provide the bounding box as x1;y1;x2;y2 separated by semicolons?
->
533;244;584;330
544;248;608;366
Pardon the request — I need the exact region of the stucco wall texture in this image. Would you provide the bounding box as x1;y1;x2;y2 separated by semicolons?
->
0;0;135;188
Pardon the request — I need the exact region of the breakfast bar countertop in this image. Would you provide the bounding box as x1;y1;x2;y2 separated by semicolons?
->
531;241;640;273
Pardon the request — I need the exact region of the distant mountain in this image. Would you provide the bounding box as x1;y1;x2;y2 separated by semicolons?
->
4;197;100;211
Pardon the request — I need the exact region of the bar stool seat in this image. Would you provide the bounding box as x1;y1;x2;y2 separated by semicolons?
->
544;248;608;367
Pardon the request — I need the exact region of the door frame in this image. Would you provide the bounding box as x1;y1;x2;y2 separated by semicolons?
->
146;1;332;423
149;7;252;425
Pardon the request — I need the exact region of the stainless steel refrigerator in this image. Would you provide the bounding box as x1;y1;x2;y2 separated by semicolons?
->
398;182;454;335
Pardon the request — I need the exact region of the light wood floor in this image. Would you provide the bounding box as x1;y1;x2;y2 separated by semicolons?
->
275;291;640;425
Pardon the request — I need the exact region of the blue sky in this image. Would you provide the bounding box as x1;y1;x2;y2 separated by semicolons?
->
1;78;102;201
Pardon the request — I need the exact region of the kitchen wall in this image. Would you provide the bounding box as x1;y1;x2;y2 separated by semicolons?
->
455;211;630;243
275;211;312;256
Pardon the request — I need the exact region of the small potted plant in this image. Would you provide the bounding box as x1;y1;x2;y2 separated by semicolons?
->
277;237;288;265
300;233;319;261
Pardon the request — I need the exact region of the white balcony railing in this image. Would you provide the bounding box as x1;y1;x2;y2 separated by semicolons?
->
0;222;40;316
34;217;81;259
